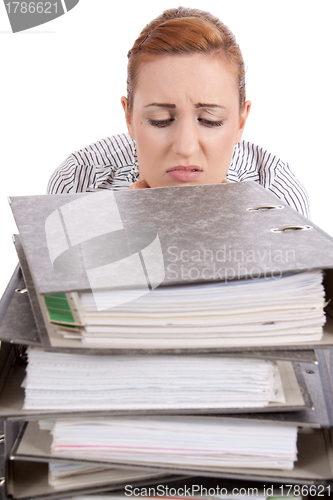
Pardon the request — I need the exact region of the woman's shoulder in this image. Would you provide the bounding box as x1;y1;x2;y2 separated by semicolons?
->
228;140;283;180
228;140;310;218
47;133;138;194
68;133;136;168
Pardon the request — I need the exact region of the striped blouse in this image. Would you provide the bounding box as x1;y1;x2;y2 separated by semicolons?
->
47;133;310;218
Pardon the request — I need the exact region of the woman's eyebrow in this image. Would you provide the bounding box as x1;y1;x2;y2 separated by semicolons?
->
195;103;226;109
144;103;176;108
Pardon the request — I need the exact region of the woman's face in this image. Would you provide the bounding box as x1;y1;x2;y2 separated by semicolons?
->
122;53;251;187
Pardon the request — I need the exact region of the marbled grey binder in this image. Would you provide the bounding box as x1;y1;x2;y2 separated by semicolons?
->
0;264;41;346
6;182;333;352
8;182;333;295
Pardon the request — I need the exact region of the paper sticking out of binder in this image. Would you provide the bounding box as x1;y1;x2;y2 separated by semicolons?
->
21;348;298;413
47;416;299;471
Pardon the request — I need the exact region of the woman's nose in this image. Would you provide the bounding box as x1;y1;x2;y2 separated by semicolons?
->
172;120;200;158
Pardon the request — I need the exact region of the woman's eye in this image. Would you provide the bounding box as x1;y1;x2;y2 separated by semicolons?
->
199;118;223;127
148;118;173;128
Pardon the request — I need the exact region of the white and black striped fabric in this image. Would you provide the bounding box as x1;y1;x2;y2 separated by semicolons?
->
47;133;310;218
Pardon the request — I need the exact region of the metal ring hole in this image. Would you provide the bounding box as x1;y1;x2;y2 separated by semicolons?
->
270;225;313;233
246;204;284;212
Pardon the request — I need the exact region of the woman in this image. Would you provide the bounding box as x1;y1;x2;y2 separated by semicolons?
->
47;7;309;217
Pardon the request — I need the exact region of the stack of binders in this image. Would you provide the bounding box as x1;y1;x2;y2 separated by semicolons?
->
1;181;333;500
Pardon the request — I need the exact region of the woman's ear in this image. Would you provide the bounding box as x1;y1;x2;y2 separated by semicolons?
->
235;100;251;144
121;96;135;139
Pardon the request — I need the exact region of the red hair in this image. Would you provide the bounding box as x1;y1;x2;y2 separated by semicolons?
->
126;7;246;112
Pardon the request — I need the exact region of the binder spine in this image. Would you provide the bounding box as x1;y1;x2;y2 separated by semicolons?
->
0;264;21;327
316;349;333;427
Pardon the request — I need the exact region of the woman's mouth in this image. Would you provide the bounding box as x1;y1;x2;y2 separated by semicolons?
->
166;165;203;182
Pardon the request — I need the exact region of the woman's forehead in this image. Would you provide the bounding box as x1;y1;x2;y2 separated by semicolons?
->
134;53;239;106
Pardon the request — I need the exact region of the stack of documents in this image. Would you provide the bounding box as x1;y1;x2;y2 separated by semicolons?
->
48;417;298;471
23;349;285;411
52;271;326;348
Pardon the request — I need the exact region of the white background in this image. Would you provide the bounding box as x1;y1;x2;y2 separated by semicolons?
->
0;0;332;297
